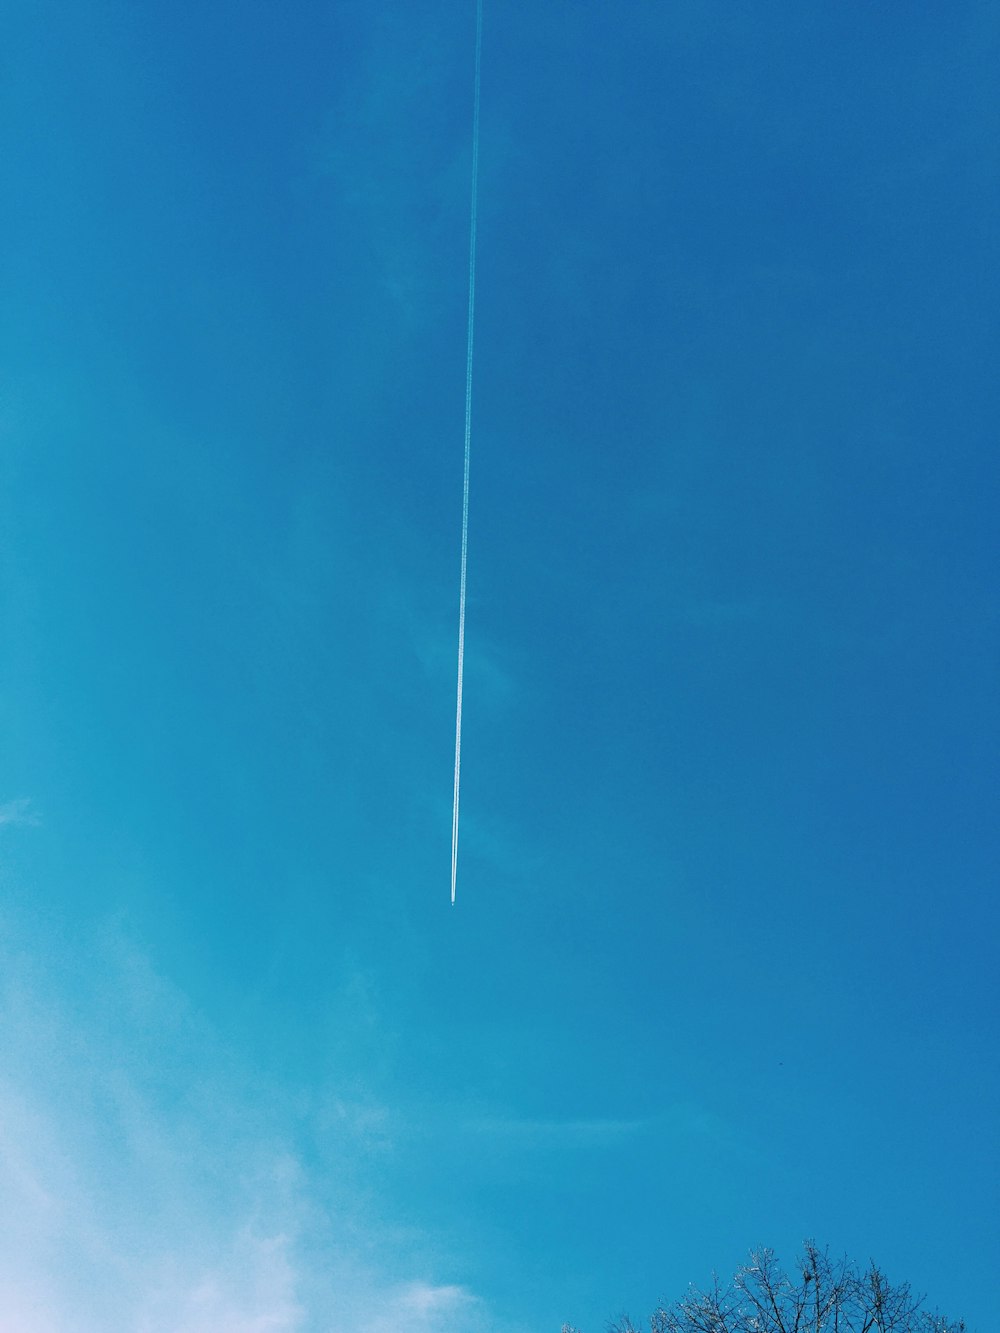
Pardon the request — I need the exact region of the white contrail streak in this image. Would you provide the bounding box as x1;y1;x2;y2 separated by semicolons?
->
452;0;484;906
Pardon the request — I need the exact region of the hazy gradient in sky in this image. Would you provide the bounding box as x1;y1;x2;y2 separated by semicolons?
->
2;2;997;1330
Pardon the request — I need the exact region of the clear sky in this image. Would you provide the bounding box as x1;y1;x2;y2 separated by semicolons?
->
1;2;997;1330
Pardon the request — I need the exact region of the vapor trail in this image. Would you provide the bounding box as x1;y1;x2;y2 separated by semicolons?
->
452;0;484;906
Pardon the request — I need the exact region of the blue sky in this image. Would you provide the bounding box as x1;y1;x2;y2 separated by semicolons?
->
1;1;997;1330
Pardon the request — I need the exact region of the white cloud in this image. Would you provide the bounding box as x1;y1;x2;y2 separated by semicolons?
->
361;1281;480;1333
0;922;497;1333
397;1281;469;1316
136;1228;303;1333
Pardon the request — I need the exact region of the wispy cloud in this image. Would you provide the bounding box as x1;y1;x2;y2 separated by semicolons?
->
0;797;40;828
401;592;518;709
0;922;500;1333
469;1114;649;1147
462;1101;743;1157
361;1282;478;1333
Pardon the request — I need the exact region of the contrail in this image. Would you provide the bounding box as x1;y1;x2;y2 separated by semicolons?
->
452;0;484;906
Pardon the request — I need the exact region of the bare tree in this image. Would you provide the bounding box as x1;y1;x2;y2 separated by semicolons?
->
570;1241;966;1333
